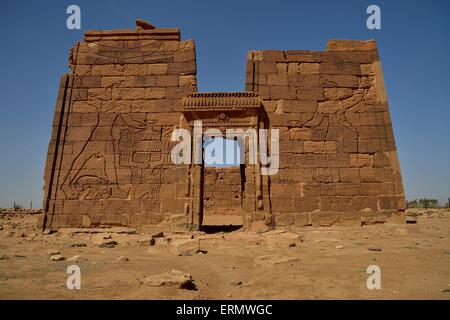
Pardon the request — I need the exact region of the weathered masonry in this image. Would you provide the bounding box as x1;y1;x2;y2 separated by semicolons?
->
39;21;406;231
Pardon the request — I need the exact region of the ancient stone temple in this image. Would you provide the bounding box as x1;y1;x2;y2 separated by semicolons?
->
39;21;406;231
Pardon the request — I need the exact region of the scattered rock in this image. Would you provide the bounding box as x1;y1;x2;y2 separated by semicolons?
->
336;245;344;249
137;270;196;290
288;242;296;247
254;254;299;267
154;237;169;245
61;227;136;235
12;254;26;258
230;280;242;286
441;288;450;293
167;239;200;256
281;232;303;242
246;220;271;233
50;254;65;261
92;234;117;248
198;233;225;240
42;229;54;235
67;255;82;263
263;231;303;247
137;235;156;246
99;240;117;248
46;249;61;255
166;233;194;241
136;19;156;30
151;231;164;238
70;243;87;247
368;247;382;252
115;256;129;262
227;232;261;245
261;229;287;236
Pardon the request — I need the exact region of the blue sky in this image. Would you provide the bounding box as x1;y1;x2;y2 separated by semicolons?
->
0;0;449;207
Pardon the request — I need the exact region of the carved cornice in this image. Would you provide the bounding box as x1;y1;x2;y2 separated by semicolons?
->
182;92;261;112
84;28;181;41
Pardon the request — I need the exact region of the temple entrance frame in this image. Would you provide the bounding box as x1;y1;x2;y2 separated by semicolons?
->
181;92;270;230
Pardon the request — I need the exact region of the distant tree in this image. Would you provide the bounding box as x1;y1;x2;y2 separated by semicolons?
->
419;198;438;209
407;199;419;208
428;199;438;208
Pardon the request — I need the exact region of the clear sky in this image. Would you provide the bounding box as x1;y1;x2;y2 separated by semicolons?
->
0;0;449;208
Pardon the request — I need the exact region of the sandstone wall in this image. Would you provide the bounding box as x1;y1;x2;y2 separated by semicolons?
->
41;28;406;230
41;28;197;229
203;167;243;217
245;40;406;226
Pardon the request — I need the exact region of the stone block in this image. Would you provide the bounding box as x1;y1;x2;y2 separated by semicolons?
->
320;62;361;75
311;211;340;227
277;63;288;74
271;197;293;213
327;40;377;51
299;63;320;74
145;87;166;99
112;87;145;100
156;75;179;87
294;212;310;226
270;85;290;99
320;75;359;88
285;50;318;62
167;239;200;256
288;74;320;87
147;63;168;75
354;196;378;211
339;168;360;183
296;87;324;100
321;196;354;211
350;153;374;168
290;100;317;113
293;196;319;212
261;50;285;61
267;74;288;86
258;61;278;74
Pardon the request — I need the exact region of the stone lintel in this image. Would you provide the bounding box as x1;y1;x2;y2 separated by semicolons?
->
327;39;377;51
84;28;181;41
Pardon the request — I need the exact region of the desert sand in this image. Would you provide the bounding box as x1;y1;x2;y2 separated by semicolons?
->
0;208;448;299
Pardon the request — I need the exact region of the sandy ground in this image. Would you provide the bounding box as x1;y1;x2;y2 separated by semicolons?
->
0;208;449;300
